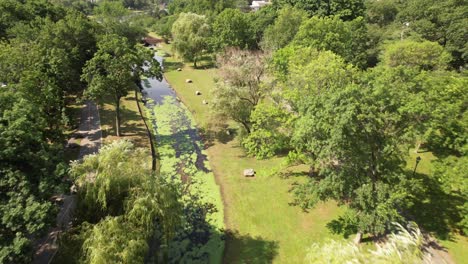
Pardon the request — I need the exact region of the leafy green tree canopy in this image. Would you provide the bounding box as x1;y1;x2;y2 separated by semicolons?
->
171;12;210;67
261;6;308;51
211;8;254;51
380;40;451;70
293;15;368;68
71;140;181;263
212;48;268;133
272;0;366;20
168;0;247;16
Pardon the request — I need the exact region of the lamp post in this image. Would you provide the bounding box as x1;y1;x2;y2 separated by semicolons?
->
401;22;410;40
413;156;421;176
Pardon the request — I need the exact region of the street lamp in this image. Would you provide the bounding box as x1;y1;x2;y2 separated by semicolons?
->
413;156;421;176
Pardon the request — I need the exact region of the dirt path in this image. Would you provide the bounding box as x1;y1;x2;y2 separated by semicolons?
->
32;100;101;264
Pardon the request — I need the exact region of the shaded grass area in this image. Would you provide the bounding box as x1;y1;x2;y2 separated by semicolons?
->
98;94;150;148
155;38;346;263
63;95;84;162
406;150;468;263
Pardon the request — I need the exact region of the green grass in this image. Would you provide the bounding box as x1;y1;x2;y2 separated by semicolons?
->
98;94;150;148
156;39;347;263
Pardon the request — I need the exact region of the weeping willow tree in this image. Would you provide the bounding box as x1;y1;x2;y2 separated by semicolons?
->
70;140;181;263
305;223;431;264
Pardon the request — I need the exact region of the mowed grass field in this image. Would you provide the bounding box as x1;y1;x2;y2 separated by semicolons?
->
155;39;347;263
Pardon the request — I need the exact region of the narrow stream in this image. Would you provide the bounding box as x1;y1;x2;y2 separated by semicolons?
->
141;55;210;174
141;56;176;104
141;54;224;262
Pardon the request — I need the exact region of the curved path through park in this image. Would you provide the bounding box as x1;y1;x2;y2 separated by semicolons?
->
33;100;101;264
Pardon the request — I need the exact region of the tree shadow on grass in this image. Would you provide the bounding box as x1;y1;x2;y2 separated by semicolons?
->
198;125;237;149
163;60;184;72
406;171;465;241
224;230;279;264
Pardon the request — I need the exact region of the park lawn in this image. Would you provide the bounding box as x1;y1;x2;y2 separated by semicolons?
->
156;41;347;263
98;93;150;149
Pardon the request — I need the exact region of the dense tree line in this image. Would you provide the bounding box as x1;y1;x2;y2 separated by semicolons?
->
0;1;97;261
0;0;163;262
154;0;467;244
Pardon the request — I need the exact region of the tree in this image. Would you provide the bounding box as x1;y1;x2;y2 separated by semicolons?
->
154;14;178;42
396;0;468;68
71;140;181;262
211;8;254;51
81;34;161;137
0;5;99;260
171;13;210;67
0;90;63;263
242;102;291;158
272;0;366;20
212;48;268;133
293;15;368;68
380;40;451;70
167;0;246;17
247;4;278;48
93;1;146;44
261;6;308;51
0;0;66;38
365;66;467;154
273;50;421;238
365;0;399;27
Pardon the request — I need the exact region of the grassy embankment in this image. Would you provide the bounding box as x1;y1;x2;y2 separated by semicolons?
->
152;35;345;264
98;94;150;148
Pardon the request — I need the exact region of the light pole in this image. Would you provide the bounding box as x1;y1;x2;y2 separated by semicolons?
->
413;156;421;176
401;22;410;40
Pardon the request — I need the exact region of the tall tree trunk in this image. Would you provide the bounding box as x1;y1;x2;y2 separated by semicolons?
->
115;98;121;137
134;88;159;173
239;120;251;134
193;59;197;68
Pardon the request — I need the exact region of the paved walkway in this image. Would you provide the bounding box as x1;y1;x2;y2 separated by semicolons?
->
33;100;101;264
